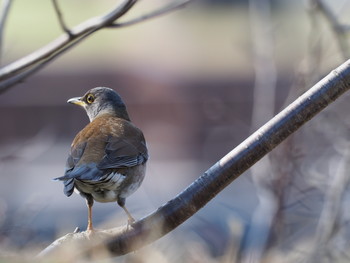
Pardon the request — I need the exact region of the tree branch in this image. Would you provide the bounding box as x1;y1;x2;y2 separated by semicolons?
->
313;0;350;33
0;0;192;94
52;0;72;36
38;59;350;260
240;0;277;260
0;0;12;65
311;0;350;58
304;148;350;262
109;0;192;28
0;0;137;94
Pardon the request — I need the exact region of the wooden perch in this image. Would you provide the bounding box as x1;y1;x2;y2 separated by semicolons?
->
37;59;350;260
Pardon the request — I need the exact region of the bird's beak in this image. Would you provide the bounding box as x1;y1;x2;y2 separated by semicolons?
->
67;97;85;107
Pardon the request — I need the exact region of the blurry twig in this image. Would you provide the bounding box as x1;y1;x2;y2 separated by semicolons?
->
311;0;350;58
304;149;350;262
110;0;191;28
249;0;276;130
0;0;192;94
0;0;12;65
306;0;324;87
38;59;350;259
240;0;277;261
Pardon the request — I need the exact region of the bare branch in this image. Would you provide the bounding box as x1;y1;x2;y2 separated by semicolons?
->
311;0;350;58
0;0;138;93
0;0;193;94
310;149;350;260
240;0;277;261
0;50;57;93
0;0;194;93
38;59;350;259
0;0;137;92
52;0;72;36
109;0;192;28
0;0;12;64
313;0;350;33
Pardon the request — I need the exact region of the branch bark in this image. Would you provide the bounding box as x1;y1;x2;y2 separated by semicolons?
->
38;59;350;260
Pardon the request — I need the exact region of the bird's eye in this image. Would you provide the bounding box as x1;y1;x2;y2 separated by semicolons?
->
86;94;95;104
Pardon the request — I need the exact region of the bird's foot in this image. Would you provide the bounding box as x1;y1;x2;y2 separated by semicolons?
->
85;228;95;239
126;217;135;229
85;227;102;239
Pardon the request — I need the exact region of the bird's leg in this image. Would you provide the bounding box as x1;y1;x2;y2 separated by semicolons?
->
117;197;135;225
122;205;135;225
85;195;94;231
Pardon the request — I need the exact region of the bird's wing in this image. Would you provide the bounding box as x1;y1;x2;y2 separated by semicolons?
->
55;132;148;181
63;178;75;196
54;141;89;196
97;135;148;169
55;140;104;181
65;141;87;172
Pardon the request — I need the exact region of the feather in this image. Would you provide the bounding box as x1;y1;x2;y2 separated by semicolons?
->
55;163;104;181
97;136;148;169
63;179;75;196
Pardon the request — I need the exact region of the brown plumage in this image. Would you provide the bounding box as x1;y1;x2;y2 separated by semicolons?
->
55;87;148;230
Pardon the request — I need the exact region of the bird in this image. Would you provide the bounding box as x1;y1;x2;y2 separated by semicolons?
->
55;87;148;231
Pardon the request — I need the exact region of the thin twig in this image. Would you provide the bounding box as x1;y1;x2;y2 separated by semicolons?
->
240;0;277;261
0;0;12;65
312;0;350;59
303;0;324;88
38;59;350;259
313;0;350;33
52;0;72;36
109;0;191;28
302;148;350;262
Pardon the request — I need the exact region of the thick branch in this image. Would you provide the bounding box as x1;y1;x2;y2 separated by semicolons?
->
39;59;350;259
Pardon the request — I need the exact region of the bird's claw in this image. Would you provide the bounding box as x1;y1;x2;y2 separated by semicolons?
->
127;217;135;229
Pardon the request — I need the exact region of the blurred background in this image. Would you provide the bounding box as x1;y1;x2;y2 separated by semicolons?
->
1;0;350;262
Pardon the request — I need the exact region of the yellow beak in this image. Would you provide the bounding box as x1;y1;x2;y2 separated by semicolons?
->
67;97;85;107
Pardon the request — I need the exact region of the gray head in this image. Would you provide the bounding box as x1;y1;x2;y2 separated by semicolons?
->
67;87;130;122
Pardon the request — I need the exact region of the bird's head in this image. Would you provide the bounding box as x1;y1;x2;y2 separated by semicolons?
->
67;87;130;122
